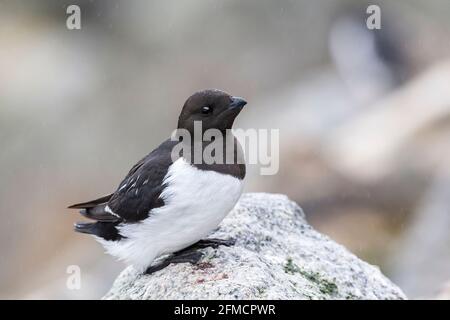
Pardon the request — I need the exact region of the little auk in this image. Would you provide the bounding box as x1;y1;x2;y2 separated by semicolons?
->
68;89;247;274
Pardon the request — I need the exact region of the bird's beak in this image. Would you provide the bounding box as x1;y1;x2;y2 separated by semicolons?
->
229;96;247;110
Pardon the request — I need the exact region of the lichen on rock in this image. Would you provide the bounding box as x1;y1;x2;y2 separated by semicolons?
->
103;193;406;300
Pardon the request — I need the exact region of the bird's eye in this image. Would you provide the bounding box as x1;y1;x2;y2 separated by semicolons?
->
201;106;212;114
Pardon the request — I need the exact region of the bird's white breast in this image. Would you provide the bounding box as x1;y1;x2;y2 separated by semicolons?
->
99;158;243;272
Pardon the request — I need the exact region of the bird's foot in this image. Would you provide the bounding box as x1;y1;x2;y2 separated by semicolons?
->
192;238;236;249
145;250;204;275
144;238;235;275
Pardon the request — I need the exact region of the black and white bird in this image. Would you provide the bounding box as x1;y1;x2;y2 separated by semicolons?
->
68;89;247;274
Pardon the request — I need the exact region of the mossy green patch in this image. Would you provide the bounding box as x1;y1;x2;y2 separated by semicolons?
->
284;257;338;296
256;286;266;297
345;293;358;300
284;257;299;274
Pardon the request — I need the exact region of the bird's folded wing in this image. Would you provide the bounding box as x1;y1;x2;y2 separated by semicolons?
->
106;139;176;222
68;139;175;223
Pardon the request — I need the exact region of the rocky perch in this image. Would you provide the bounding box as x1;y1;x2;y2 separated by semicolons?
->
104;193;406;300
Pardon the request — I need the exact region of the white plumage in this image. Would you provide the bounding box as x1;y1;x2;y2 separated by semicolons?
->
97;158;243;272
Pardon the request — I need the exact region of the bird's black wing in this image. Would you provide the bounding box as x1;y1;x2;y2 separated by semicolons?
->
106;139;177;222
68;194;113;209
69;139;177;225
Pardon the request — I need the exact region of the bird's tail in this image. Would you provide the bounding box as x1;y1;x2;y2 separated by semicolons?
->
68;193;119;222
74;222;98;235
68;194;122;240
78;205;119;222
74;221;122;241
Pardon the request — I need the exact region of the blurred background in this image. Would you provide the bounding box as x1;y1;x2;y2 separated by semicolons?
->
1;0;450;299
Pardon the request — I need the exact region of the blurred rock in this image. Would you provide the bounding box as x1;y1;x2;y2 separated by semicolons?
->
324;60;450;182
389;161;450;298
104;193;405;300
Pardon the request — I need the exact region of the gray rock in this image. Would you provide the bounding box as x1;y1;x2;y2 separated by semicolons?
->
103;193;406;300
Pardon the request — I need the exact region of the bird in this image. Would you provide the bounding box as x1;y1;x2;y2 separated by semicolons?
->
68;89;247;274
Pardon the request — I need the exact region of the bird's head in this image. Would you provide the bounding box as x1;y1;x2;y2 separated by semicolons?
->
177;89;247;133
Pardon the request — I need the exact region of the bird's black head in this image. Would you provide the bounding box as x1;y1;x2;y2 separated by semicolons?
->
177;89;247;133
